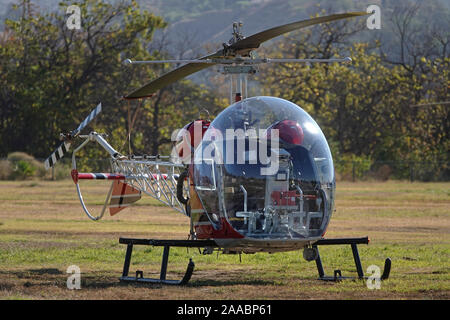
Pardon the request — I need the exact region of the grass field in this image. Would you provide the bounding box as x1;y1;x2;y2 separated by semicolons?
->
0;179;448;300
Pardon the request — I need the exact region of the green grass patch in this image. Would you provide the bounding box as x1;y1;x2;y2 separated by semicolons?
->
0;180;448;299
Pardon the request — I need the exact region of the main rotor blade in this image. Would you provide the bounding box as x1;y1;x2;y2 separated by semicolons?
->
124;51;224;99
124;12;368;99
229;12;369;55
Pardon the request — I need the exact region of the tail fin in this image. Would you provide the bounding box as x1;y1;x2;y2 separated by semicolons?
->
109;180;141;216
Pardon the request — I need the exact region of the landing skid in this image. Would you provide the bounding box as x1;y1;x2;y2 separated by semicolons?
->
118;236;391;285
313;237;391;282
118;238;217;285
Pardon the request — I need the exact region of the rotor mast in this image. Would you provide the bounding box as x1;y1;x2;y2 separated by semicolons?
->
225;21;248;103
221;63;255;104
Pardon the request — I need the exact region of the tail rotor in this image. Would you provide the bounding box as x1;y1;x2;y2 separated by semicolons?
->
44;103;102;170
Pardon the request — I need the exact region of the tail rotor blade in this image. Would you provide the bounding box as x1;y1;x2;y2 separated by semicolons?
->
44;141;71;169
74;103;102;136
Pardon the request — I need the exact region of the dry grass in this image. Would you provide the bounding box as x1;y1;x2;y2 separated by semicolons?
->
0;179;449;300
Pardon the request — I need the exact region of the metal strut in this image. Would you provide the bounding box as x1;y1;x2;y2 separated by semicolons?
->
312;237;391;282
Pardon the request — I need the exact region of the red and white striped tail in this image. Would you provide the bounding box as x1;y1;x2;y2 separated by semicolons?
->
71;170;126;184
70;169;175;184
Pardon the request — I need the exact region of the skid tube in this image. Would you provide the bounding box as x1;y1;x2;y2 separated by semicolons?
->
118;236;391;285
312;237;391;282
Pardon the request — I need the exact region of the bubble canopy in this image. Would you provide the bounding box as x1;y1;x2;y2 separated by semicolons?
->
193;96;335;240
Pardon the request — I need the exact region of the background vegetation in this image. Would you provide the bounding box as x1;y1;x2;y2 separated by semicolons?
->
0;0;448;181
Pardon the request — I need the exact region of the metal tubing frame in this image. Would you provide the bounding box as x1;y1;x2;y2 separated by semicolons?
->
111;159;187;215
71;131;188;216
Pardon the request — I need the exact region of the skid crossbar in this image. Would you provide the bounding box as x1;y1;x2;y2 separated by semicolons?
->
312;237;391;281
118;238;217;285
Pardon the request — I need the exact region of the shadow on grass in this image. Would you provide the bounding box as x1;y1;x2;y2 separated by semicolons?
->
81;268;277;288
81;278;275;289
188;278;275;287
26;268;63;275
0;268;275;290
82;277;164;289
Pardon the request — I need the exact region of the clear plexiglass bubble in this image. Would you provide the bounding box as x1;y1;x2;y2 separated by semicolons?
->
193;96;335;239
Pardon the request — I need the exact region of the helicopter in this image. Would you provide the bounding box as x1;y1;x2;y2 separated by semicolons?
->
45;11;391;285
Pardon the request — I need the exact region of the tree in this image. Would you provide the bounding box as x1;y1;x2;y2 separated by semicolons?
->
0;0;227;164
0;0;166;158
259;6;449;180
